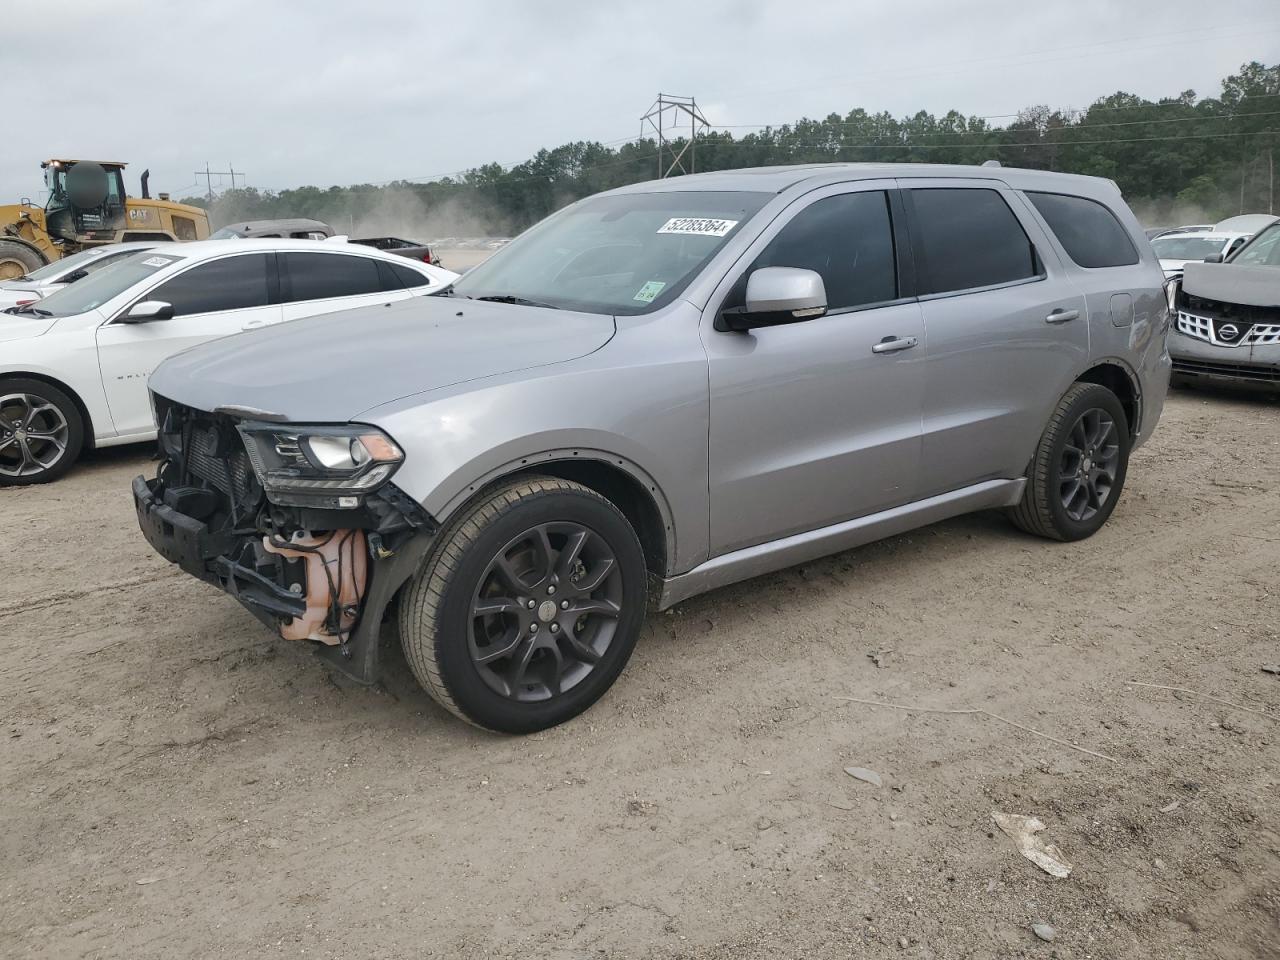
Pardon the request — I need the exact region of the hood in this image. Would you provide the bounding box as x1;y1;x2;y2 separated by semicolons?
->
1182;261;1280;308
0;311;58;343
1159;258;1192;275
149;294;615;422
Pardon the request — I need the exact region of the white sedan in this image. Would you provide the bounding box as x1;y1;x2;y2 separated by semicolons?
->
1151;231;1252;278
0;241;161;310
0;239;456;484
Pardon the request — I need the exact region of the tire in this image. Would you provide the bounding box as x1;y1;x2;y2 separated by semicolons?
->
399;476;648;733
1008;382;1131;542
0;240;46;282
0;378;85;486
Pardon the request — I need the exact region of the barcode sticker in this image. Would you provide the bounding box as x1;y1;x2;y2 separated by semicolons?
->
657;217;738;237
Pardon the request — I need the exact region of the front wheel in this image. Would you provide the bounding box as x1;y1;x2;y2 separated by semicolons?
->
1008;382;1131;542
399;476;648;733
0;378;85;486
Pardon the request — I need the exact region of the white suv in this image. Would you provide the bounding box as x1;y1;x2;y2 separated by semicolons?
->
1;239;455;484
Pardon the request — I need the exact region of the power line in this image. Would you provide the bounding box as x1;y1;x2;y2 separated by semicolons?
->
700;22;1280;106
714;108;1280;135
695;128;1279;152
380;128;1277;194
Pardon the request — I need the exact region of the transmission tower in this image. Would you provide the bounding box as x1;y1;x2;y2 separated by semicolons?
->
194;163;246;201
640;94;710;179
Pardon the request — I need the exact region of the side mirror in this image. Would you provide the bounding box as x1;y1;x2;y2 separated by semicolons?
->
120;300;174;323
717;267;828;332
1202;253;1224;264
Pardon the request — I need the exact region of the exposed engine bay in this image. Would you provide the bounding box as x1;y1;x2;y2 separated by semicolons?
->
134;396;434;673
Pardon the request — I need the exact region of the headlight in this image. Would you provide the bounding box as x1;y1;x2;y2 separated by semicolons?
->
237;422;404;509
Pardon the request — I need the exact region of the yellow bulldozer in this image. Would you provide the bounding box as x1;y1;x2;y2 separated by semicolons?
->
0;159;211;280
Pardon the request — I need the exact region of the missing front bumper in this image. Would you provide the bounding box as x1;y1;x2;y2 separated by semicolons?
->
132;473;437;684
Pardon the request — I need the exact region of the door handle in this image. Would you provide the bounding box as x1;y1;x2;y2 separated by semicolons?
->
871;335;919;354
1045;308;1080;324
241;319;266;331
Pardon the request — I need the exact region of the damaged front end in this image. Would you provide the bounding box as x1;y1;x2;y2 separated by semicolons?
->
132;395;437;682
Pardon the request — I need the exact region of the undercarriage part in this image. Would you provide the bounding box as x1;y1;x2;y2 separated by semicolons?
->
263;530;368;644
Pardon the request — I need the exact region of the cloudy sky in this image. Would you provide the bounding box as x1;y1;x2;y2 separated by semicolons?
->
4;0;1278;201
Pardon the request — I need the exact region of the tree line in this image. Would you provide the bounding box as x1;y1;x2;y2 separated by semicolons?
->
185;61;1279;235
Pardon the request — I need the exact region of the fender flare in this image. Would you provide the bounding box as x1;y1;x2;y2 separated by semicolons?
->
432;447;679;575
1078;356;1143;437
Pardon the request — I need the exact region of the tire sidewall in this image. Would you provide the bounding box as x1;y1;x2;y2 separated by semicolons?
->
1043;386;1131;541
430;489;647;733
0;377;84;486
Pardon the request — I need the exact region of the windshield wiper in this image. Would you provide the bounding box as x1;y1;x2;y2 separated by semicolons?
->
474;294;561;310
18;305;53;317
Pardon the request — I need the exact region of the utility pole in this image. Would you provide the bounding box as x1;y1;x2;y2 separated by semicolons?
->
640;94;710;179
194;163;246;201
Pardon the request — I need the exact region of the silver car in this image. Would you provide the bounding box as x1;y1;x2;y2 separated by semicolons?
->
134;164;1171;732
1169;219;1280;392
0;241;159;311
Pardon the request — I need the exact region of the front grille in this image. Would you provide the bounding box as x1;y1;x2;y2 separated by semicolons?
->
1176;311;1213;343
1175;311;1280;348
186;423;256;505
1172;357;1280;383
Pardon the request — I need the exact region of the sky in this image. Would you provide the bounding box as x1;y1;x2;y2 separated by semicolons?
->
3;0;1278;202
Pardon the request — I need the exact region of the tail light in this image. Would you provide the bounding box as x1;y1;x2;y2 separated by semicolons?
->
15;299;35;307
421;250;431;263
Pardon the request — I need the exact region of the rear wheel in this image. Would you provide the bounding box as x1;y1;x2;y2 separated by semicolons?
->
399;476;647;733
0;240;45;282
0;378;85;486
1008;382;1130;541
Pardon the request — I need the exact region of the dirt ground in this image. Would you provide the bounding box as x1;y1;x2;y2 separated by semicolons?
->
3;388;1278;960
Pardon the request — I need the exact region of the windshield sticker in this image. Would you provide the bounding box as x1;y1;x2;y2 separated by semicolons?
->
141;256;174;268
657;217;738;238
633;280;667;303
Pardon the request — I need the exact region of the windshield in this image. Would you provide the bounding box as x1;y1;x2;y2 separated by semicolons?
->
24;248;109;282
23;245;150;283
449;191;770;314
1230;223;1280;267
1152;236;1228;261
28;251;185;317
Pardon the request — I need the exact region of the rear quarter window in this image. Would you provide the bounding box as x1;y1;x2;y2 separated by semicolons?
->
1027;192;1139;269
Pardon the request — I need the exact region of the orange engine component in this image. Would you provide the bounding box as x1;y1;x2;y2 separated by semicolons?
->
262;530;369;645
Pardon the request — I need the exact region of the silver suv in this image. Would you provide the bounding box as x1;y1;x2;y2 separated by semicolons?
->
133;164;1171;732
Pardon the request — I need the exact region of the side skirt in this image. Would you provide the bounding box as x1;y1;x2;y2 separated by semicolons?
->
657;478;1026;610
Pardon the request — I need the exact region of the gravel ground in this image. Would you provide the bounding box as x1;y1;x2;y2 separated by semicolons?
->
2;387;1278;960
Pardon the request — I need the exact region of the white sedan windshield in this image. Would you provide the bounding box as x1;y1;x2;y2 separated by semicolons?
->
1152;236;1228;261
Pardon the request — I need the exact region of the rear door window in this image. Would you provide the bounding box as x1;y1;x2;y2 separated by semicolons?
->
147;254;271;317
752;191;898;310
282;253;383;301
908;188;1040;295
1027;192;1138;268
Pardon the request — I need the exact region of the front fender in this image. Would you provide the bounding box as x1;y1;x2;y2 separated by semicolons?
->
364;320;711;574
